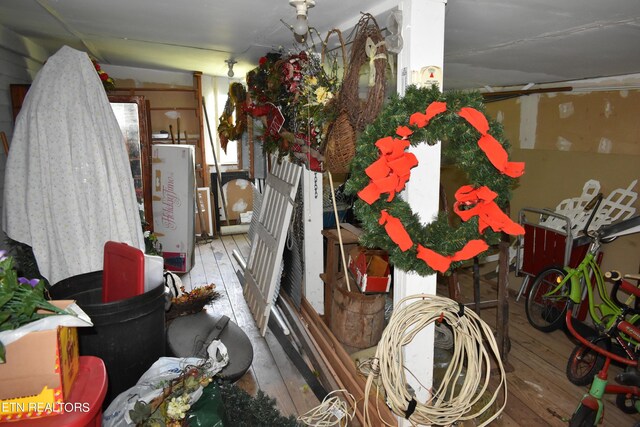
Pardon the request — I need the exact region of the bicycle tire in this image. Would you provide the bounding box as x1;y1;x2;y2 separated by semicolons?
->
566;337;610;386
568;404;598;427
616;392;639;414
525;266;570;332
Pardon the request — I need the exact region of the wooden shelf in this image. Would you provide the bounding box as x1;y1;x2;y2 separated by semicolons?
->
113;72;208;189
111;87;197;93
149;107;198;111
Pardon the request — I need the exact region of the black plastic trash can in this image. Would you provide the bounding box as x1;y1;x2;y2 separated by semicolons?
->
51;271;166;406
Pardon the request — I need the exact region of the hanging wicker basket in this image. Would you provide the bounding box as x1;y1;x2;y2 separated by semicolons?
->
324;110;356;174
321;28;357;174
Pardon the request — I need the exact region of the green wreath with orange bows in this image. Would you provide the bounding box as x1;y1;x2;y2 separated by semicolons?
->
344;85;525;276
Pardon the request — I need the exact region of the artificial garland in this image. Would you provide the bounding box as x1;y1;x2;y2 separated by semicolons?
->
215;381;299;426
218;82;247;152
345;85;525;276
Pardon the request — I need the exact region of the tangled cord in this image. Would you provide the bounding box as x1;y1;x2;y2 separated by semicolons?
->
363;294;507;426
297;389;357;426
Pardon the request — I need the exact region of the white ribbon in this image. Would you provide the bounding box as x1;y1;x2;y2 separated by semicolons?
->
365;37;387;87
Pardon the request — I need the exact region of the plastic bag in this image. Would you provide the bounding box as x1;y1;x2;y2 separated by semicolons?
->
186;383;225;427
103;340;229;427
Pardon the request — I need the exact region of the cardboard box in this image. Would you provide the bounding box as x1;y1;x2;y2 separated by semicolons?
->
151;144;196;273
0;301;80;421
220;178;253;223
348;247;392;293
195;187;213;236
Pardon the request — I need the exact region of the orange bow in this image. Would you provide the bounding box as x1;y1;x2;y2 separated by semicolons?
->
416;240;489;273
409;101;447;128
357;134;418;205
379;210;413;251
457;107;525;178
453;185;525;236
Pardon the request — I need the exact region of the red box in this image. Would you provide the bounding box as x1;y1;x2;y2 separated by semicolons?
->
347;247;391;293
0;302;80;421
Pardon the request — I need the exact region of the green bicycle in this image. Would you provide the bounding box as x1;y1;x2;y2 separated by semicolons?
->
525;193;640;338
565;270;640;426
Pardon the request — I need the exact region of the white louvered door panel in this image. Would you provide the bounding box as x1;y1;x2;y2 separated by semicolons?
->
243;155;301;335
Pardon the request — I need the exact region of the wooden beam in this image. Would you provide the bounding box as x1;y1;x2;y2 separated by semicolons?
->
300;297;397;426
277;294;341;393
482;86;573;102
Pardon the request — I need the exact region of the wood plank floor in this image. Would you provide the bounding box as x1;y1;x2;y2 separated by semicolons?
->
178;234;321;420
449;270;639;427
180;235;638;426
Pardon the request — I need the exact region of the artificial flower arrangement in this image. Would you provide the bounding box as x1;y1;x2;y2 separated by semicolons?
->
92;59;116;91
141;215;162;257
246;50;340;171
144;229;162;256
126;365;300;426
0;250;69;362
290;54;339;160
128;362;215;427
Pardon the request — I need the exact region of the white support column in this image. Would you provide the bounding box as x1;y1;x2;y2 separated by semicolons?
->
302;168;324;313
394;1;446;425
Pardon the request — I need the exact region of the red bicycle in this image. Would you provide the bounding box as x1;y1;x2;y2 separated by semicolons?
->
565;270;640;426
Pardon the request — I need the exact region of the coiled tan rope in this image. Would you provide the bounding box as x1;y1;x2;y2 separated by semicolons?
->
363;294;507;426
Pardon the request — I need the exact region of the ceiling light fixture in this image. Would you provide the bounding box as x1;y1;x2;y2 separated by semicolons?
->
289;0;315;38
225;59;237;78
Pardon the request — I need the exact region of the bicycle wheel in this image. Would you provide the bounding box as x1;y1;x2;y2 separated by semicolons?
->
525;266;570;332
616;392;639;414
566;337;610;386
568;404;597;427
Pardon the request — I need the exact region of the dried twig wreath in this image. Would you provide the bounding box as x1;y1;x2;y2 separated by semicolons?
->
339;13;388;132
